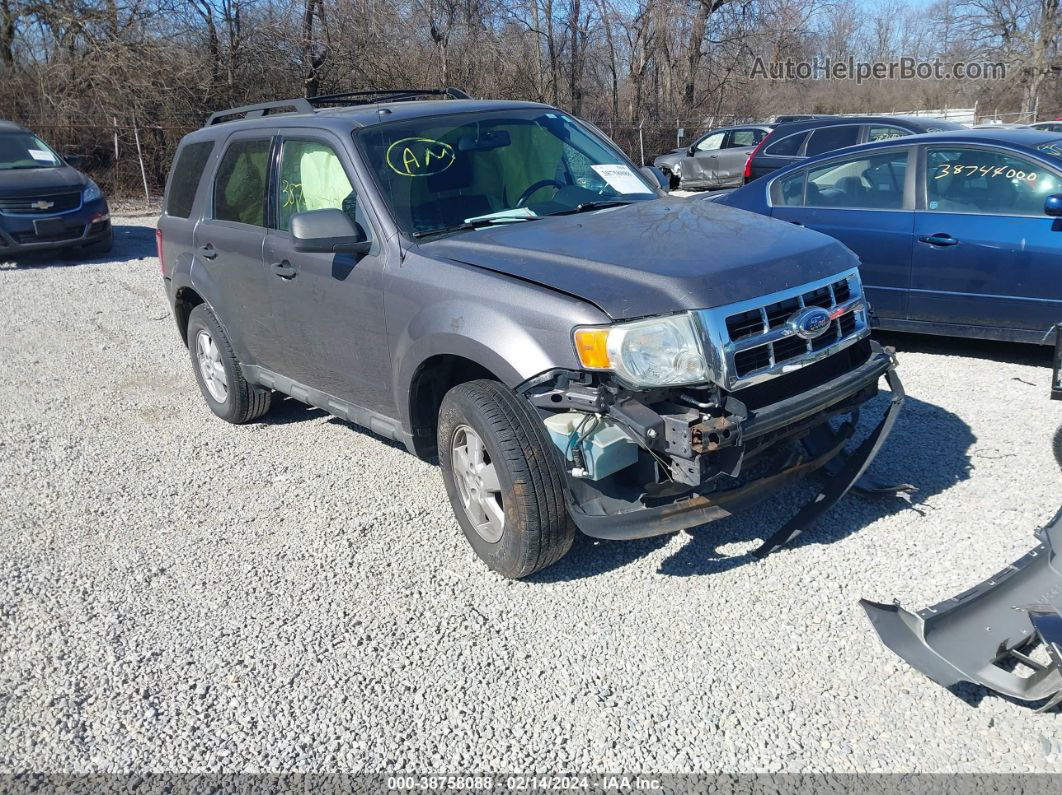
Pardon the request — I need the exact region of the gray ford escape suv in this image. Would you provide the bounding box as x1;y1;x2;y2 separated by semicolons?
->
158;88;905;578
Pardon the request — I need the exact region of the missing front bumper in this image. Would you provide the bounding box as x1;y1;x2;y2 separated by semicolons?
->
863;507;1062;710
566;356;906;554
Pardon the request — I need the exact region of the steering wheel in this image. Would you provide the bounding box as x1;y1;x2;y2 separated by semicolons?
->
516;179;565;207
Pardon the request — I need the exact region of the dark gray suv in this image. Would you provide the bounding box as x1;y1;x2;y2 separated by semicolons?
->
158;88;905;578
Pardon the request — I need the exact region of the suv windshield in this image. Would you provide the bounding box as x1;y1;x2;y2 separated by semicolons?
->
355;109;657;237
0;133;62;170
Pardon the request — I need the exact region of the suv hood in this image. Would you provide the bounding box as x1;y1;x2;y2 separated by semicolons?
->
0;166;86;196
423;198;857;320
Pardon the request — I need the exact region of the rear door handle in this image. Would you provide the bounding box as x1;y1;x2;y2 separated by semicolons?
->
198;243;218;260
272;260;297;279
918;233;959;247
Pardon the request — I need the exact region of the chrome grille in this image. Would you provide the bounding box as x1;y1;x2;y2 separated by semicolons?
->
0;191;82;215
697;269;870;391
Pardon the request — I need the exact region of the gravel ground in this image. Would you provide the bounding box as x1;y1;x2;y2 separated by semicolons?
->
2;216;1062;775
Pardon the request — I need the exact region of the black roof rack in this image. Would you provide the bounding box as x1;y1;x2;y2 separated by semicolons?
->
308;87;471;106
204;87;471;127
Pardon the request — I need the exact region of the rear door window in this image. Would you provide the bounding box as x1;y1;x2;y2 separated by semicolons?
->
166;141;215;219
763;131;808;157
805;125;861;157
806;150;908;209
213;138;271;226
725;129;761;148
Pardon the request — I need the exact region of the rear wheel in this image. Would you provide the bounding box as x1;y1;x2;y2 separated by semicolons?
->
186;304;271;424
438;380;575;578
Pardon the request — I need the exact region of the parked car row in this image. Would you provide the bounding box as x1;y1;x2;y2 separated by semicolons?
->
655;115;965;189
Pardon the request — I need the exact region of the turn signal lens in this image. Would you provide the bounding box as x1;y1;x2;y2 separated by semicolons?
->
573;328;611;369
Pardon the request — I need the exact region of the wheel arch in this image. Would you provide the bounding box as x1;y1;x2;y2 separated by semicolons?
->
406;352;510;459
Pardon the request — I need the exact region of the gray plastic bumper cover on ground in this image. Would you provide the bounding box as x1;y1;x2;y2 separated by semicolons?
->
863;506;1062;710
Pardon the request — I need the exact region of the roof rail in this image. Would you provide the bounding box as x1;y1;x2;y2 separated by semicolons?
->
307;87;471;107
205;98;316;127
203;88;472;127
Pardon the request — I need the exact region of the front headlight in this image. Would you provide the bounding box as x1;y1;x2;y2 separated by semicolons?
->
573;313;709;387
83;180;103;203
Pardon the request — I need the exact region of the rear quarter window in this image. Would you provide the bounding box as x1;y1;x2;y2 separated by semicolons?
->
805;125;861;157
763;131;808;157
165;141;215;219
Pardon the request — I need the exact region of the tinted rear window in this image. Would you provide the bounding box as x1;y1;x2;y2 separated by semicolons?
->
805;125;861;156
763;131;808;157
166;141;215;218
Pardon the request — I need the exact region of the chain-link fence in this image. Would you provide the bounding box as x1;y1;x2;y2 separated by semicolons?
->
16;118;200;202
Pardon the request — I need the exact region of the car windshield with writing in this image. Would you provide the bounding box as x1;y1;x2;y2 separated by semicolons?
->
355;109;657;238
0;133;63;170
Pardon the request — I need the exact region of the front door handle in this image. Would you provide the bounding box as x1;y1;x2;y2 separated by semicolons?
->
198;243;218;260
272;260;297;279
918;233;959;247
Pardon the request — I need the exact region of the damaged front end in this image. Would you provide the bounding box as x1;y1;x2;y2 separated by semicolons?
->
863;323;1062;710
521;330;905;557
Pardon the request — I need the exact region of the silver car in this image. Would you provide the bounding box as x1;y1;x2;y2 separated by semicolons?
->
654;124;773;190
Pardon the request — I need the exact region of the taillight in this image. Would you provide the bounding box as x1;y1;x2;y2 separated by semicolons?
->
156;228;165;275
744;132;773;182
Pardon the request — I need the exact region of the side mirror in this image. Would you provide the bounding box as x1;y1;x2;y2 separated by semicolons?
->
639;165;669;191
291;208;371;255
64;154;83;167
1045;194;1062;217
687;145;696;157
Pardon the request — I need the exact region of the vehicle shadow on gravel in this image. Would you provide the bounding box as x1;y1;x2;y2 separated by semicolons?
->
533;391;975;582
873;330;1053;369
0;224;156;269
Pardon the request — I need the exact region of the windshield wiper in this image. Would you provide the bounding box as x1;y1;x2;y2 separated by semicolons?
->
546;200;634;217
412;215;540;239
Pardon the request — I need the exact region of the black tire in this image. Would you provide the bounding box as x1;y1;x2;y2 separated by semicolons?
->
82;230;113;257
1054;424;1062;471
186;304;272;424
667;170;681;191
438;379;575;578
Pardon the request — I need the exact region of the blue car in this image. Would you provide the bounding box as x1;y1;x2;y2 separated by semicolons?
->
715;129;1062;345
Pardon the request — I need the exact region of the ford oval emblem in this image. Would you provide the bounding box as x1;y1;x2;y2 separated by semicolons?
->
789;307;833;340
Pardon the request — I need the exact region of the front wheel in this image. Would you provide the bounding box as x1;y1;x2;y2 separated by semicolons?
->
1053;424;1061;470
438;380;575;578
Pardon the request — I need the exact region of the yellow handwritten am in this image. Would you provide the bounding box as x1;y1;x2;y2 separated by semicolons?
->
385;137;455;177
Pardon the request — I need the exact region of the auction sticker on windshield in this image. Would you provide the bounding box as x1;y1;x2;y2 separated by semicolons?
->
28;149;57;163
590;164;653;194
